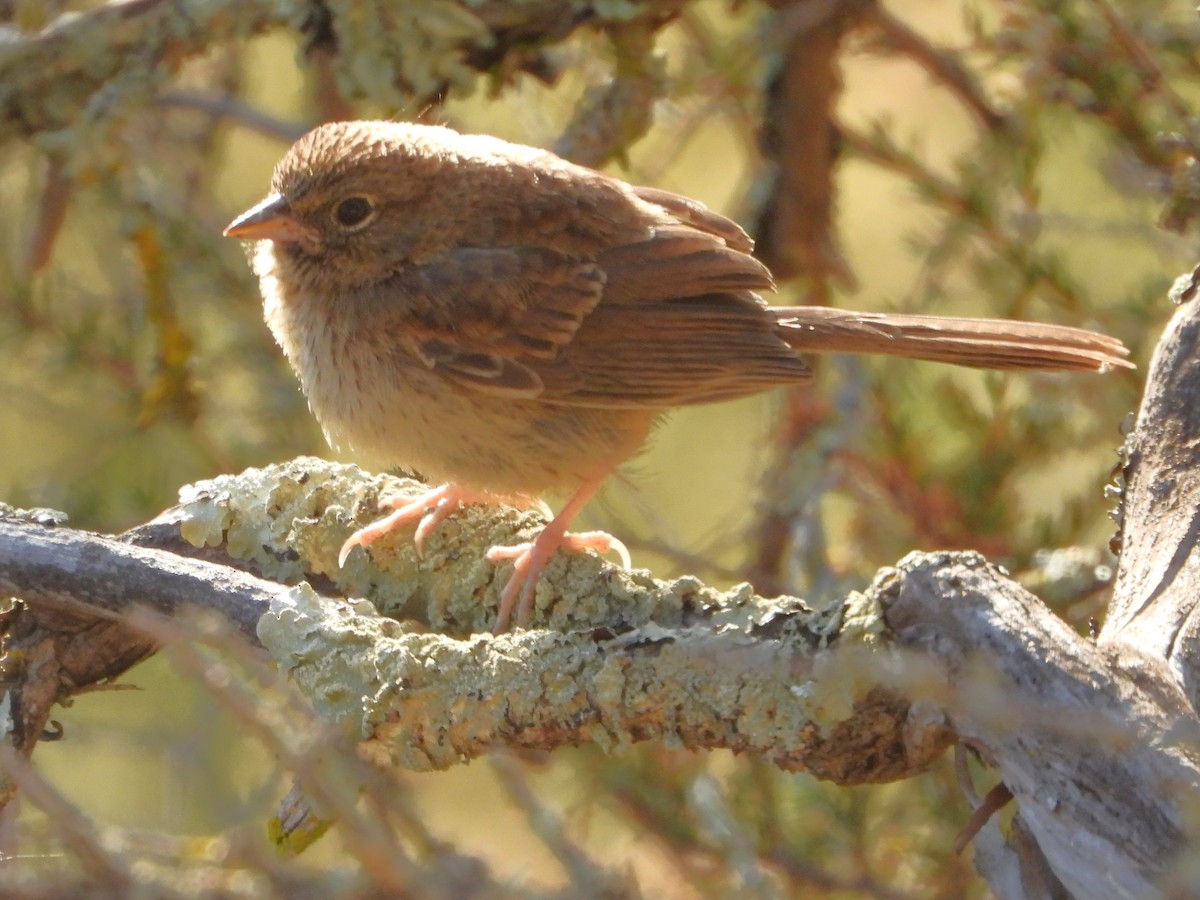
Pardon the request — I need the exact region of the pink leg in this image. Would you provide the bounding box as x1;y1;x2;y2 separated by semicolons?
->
338;483;488;567
338;477;631;634
486;476;629;633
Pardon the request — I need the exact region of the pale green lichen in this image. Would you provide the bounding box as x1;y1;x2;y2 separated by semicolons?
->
173;456;856;642
257;582;420;736
176;457;928;778
0;503;68;526
322;0;491;103
176;490;232;550
176;457;363;580
838;589;886;644
176;458;459;626
256;571;857;772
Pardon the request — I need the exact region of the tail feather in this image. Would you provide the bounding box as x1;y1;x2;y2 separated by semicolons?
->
774;307;1132;373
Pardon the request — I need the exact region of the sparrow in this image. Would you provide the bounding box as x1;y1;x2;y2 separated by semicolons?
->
225;120;1131;631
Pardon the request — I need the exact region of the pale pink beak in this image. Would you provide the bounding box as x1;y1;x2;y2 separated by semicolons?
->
224;193;317;243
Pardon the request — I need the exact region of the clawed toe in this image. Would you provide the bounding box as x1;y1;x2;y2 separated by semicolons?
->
338;483;478;567
335;477;632;636
489;528;629;633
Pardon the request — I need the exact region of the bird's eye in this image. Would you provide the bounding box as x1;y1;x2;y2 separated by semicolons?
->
333;196;375;229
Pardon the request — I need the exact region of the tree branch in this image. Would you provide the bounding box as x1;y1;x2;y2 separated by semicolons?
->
0;460;954;786
0;0;684;146
0;515;277;642
8;460;1196;898
1107;265;1200;698
884;553;1198;898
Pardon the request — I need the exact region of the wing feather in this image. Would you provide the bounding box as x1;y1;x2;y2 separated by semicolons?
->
374;188;802;407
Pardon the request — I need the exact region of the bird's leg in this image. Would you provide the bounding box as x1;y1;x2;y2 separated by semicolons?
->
486;475;630;633
338;476;631;633
338;482;492;566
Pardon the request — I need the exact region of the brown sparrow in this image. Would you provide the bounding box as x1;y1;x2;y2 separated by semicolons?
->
225;120;1131;631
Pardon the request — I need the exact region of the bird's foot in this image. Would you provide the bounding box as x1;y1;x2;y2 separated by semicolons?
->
338;482;487;567
487;530;630;633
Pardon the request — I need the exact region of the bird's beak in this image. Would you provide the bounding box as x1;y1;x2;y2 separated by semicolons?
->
224;193;316;243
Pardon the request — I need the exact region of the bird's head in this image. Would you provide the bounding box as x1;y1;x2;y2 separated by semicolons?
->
224;121;439;288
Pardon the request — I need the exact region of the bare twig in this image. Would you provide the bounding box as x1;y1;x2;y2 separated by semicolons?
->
865;6;1006;131
155;91;307;143
491;754;626;893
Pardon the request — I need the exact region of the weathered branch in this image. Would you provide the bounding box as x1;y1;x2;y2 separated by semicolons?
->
872;274;1200;897
0;515;276;642
1107;265;1200;697
885;554;1199;899
0;505;296;771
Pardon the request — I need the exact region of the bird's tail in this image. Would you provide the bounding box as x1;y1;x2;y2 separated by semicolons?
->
773;307;1132;373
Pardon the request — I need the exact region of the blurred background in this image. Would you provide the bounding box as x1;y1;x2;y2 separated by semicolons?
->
0;0;1191;894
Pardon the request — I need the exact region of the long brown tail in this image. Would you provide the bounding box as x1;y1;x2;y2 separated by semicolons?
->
773;307;1133;373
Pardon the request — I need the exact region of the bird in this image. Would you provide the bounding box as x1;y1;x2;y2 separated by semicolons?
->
225;120;1132;632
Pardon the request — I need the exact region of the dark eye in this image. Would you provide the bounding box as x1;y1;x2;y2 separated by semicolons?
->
333;196;374;229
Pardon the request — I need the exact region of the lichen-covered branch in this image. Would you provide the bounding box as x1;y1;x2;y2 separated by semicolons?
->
257;579;945;784
0;458;959;786
139;458;960;784
0;0;281;144
0;0;685;148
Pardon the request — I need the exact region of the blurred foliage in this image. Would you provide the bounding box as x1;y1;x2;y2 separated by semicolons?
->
0;0;1192;895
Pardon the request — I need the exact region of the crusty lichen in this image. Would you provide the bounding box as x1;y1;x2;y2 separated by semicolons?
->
172;457;851;636
176;456;392;583
255;573;907;777
255;578;924;779
176;457;939;783
320;0;492;102
174;456;522;632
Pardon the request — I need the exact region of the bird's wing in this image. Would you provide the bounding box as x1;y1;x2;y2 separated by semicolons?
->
531;196;809;407
535;295;812;407
382;246;605;399
596;223;772;303
380;188;809;407
629;185;755;252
